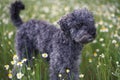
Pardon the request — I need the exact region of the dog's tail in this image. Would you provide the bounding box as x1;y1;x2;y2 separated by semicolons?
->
10;1;25;27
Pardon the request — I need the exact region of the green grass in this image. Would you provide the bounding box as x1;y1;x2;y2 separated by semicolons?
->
0;0;120;80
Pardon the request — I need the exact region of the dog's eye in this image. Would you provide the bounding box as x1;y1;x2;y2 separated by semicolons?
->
79;23;83;27
76;23;83;29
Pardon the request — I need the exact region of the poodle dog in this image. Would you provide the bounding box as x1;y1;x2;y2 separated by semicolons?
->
10;1;96;80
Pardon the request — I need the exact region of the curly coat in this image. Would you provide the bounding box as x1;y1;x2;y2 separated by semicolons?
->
10;1;96;80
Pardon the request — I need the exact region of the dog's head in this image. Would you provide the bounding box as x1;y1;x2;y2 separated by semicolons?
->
58;8;96;44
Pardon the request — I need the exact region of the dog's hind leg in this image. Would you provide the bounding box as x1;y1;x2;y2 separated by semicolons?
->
12;34;34;76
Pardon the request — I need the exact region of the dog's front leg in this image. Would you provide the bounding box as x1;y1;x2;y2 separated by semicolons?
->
49;47;79;80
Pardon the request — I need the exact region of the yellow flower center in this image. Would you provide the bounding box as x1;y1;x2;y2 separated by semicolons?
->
8;73;12;79
42;53;48;58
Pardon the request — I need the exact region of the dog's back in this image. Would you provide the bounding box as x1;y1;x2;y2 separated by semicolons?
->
18;19;59;53
10;1;60;54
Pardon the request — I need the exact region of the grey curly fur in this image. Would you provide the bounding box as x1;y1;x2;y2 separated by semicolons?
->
10;1;96;80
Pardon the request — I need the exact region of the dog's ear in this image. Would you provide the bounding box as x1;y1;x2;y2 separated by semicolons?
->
57;14;76;32
57;17;69;32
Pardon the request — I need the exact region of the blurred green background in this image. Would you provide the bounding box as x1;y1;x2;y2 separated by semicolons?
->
0;0;120;80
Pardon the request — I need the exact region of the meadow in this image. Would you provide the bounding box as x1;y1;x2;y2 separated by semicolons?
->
0;0;120;80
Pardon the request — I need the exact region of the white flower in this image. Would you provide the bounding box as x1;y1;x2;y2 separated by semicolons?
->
42;53;48;58
97;62;101;68
116;61;119;65
89;58;92;63
112;40;117;44
114;33;118;37
12;55;19;65
93;40;97;43
53;21;57;25
32;71;35;75
111;13;115;17
97;65;100;68
11;60;17;65
1;44;3;47
4;65;9;70
109;24;113;28
100;53;105;58
17;62;23;67
17;72;24;79
79;74;84;78
66;69;70;73
99;21;103;25
8;31;14;39
96;49;100;52
27;67;31;70
95;23;98;27
58;74;62;78
101;43;105;47
2;18;9;24
99;38;104;42
9;49;13;52
21;58;27;63
8;41;11;45
32;56;35;59
64;7;70;11
13;55;18;61
100;26;109;32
